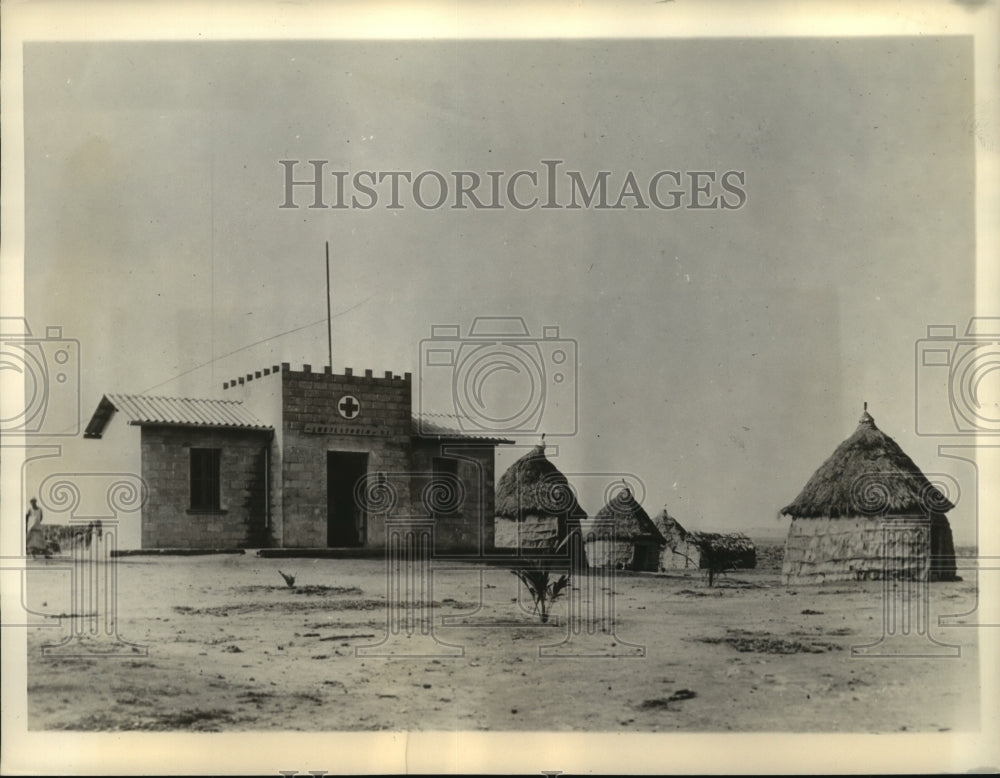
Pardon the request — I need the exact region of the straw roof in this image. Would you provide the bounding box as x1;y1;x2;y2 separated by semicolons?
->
651;505;755;563
780;406;954;519
652;507;688;541
494;444;587;521
689;530;756;572
594;488;666;544
690;531;755;557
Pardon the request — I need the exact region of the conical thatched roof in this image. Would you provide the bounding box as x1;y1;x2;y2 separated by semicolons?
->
594;488;666;543
780;406;954;519
652;506;687;539
495;444;587;521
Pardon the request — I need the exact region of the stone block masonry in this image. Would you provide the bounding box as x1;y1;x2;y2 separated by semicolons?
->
219;363;503;552
93;360;504;552
141;427;270;549
279;366;414;548
410;442;497;554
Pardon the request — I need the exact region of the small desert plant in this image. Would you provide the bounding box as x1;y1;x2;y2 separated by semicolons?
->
510;560;570;623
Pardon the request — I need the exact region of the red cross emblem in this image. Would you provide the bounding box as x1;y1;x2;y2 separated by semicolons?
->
338;395;361;419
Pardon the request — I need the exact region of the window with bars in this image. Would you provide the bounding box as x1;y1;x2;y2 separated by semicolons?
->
190;448;221;512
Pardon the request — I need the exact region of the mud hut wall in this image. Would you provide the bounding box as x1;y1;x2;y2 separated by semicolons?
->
781;515;932;584
632;539;663;571
584;538;635;569
930;513;958;582
494;513;563;551
659;540;701;570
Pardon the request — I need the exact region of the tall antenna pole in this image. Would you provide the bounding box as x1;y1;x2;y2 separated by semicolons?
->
325;241;333;371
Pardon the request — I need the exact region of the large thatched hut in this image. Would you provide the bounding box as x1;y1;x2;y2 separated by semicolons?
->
584;487;665;571
780;405;958;584
493;443;587;557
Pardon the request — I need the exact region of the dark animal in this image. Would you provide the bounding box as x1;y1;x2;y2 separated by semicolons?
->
278;570;296;588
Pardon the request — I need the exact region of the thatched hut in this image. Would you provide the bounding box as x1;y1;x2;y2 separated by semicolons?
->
493;443;586;557
652;508;703;570
780;405;958;584
584;487;665;571
652;507;756;573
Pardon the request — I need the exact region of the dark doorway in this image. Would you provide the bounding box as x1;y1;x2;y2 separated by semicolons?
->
327;451;368;547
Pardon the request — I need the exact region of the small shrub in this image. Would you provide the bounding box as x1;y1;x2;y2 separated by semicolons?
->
510;561;570;624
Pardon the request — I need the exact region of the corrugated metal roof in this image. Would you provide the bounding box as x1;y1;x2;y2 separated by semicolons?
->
87;395;503;442
87;393;270;437
412;412;513;444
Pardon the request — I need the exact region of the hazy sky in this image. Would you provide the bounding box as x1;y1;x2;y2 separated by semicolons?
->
22;37;976;544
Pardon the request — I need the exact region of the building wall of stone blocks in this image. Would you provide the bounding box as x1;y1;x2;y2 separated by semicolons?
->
140;427;270;549
278;367;415;548
231;368;285;547
217;363;506;551
410;442;497;553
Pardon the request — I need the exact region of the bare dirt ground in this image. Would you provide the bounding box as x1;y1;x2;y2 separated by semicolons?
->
22;547;980;732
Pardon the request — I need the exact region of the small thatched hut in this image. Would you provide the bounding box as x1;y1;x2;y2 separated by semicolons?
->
652;507;756;572
780;405;958;584
493;443;587;557
651;508;703;569
584;487;665;571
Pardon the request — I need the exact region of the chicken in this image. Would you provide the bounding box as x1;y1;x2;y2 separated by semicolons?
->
278;570;296;588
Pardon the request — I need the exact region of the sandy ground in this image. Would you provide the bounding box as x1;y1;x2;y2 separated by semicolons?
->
21;548;981;733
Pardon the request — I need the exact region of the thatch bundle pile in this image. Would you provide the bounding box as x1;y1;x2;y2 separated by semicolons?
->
494;444;586;555
780;406;958;584
687;530;757;571
584;487;665;571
